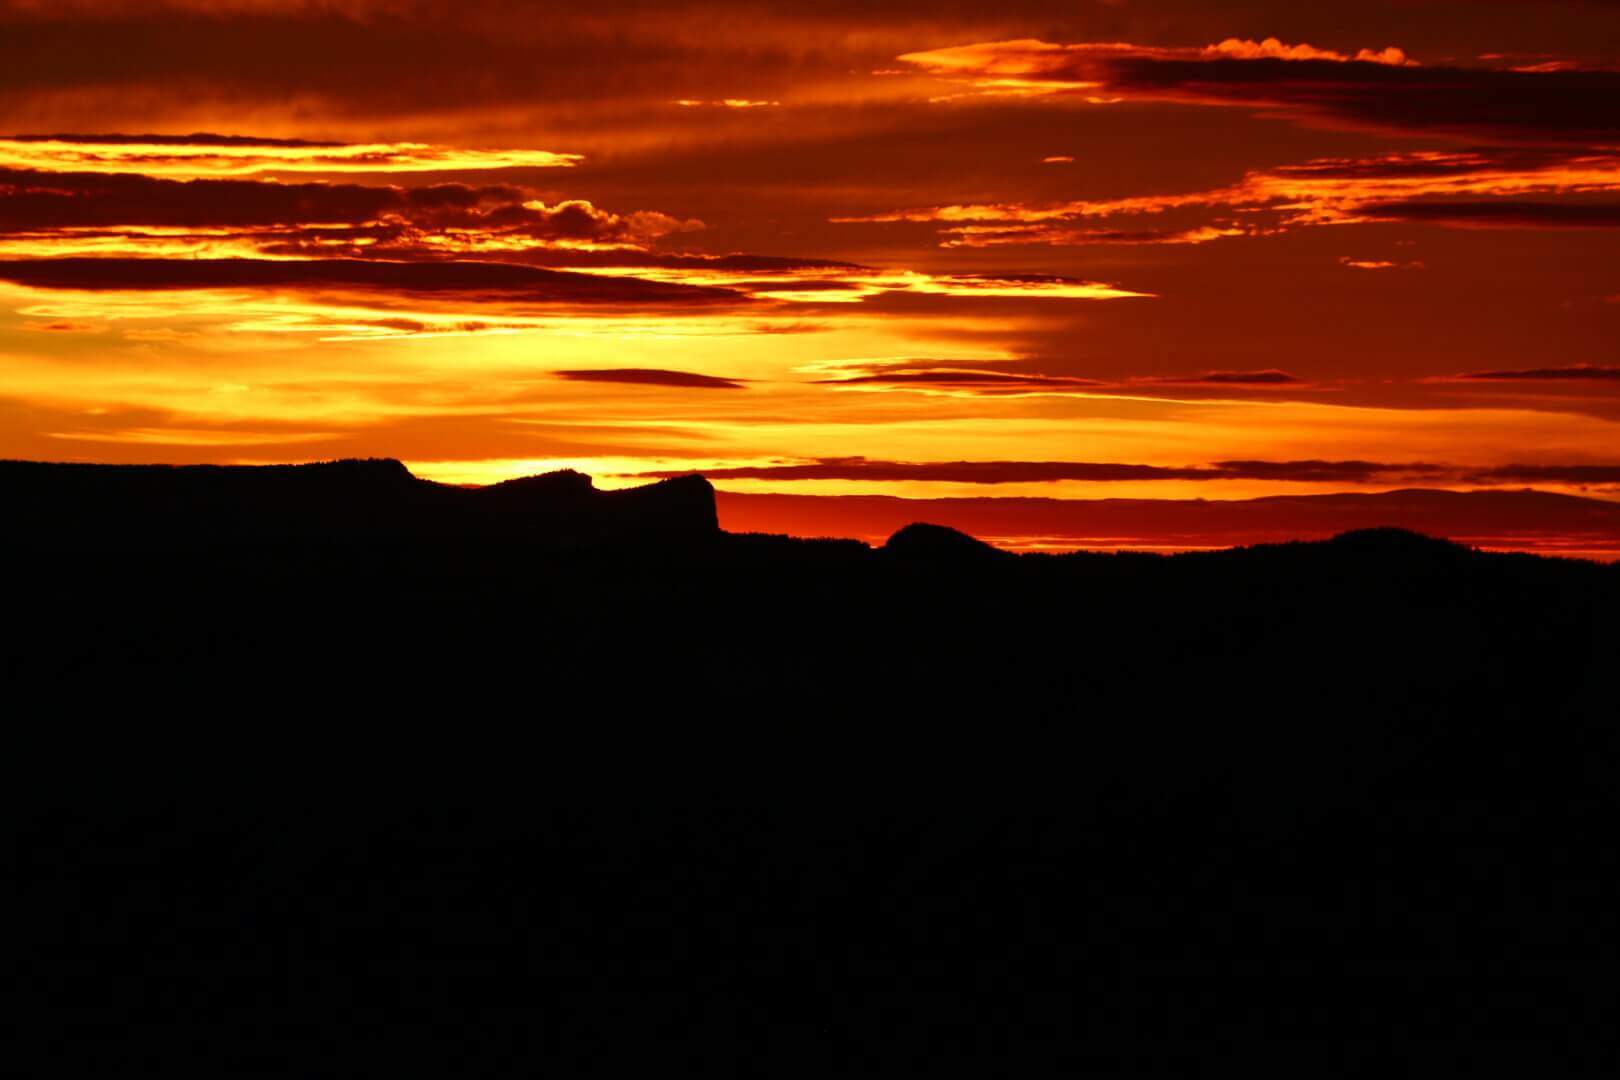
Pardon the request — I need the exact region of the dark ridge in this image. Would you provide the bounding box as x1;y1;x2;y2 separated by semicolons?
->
716;485;1620;552
470;470;719;534
0;457;720;548
1321;525;1472;555
882;521;1010;561
3;459;1618;998
478;467;599;499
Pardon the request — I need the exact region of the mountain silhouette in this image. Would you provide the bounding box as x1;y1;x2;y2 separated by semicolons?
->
881;521;1011;561
716;484;1620;556
1;457;718;548
5;457;1618;990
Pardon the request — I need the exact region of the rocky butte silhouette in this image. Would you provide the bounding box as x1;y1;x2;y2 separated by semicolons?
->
1;457;719;548
5;457;1619;993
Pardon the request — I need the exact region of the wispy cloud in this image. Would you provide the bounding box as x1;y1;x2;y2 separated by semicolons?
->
898;37;1620;143
636;455;1447;484
809;359;1313;399
0;134;579;177
554;368;746;389
837;146;1620;247
1441;365;1620;382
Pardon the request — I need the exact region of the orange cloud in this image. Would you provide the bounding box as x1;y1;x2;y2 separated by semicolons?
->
935;224;1246;248
815;368;1107;395
1201;38;1414;66
0;164;1159;308
838;147;1620;247
0;135;580;177
556;264;1149;304
1338;257;1424;270
898;36;1417;97
0;167;703;263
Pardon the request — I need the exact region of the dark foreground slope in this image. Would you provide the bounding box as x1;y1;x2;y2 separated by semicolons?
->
7;460;1620;1005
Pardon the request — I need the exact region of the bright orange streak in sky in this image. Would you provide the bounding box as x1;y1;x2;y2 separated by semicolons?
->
0;138;580;176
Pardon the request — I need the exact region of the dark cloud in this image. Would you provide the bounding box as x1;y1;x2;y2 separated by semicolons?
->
1361;199;1620;228
0;131;338;147
404;247;870;273
0;167;401;229
1469;464;1620;484
1148;369;1304;385
0;256;743;304
0;168;690;248
1100;54;1620;143
817;370;1104;391
1450;365;1620;380
554;368;746;389
812;364;1319;398
901;39;1620;143
1211;459;1447;481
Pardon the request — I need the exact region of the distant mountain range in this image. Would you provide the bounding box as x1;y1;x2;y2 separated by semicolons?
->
5;456;1617;984
7;457;1618;558
718;486;1620;558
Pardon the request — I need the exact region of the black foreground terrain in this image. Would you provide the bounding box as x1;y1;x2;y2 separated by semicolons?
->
7;459;1620;1063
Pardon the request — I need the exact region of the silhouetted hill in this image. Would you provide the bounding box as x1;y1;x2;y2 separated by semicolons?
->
1322;524;1471;555
717;484;1620;557
5;460;1619;988
881;521;1010;561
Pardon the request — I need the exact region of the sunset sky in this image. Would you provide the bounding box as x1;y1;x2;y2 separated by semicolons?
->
3;1;1619;552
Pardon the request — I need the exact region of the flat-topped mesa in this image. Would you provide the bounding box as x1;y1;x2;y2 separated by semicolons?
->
0;459;721;549
469;469;720;540
602;474;721;535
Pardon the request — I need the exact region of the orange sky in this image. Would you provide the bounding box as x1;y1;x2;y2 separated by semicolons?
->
2;1;1618;552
